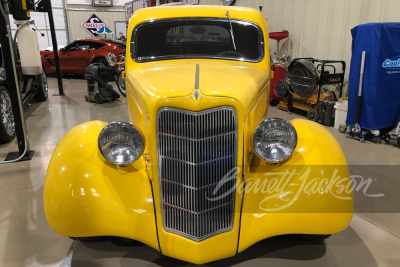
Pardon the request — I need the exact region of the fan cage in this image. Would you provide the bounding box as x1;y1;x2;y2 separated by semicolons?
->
286;74;317;98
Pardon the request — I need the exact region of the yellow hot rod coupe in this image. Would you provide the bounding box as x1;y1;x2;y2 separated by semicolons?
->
44;5;353;264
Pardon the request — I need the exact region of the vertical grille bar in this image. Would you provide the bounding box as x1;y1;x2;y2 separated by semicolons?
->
157;107;237;242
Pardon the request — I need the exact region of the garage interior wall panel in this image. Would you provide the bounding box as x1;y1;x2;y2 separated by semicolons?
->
67;0;125;5
133;0;143;13
187;0;400;95
9;0;68;50
67;10;125;41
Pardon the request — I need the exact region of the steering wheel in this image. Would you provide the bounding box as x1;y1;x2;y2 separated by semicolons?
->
217;51;245;57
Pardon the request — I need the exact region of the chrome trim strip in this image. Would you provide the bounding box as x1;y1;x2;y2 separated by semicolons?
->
156;107;238;242
131;17;265;63
195;64;199;90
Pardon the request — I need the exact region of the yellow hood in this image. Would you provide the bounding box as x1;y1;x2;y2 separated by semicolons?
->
127;60;270;111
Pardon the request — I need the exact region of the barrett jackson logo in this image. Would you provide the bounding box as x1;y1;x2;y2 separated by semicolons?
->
81;12;108;37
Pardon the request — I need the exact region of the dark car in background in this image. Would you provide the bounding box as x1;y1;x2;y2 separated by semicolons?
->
40;38;125;75
1;46;48;144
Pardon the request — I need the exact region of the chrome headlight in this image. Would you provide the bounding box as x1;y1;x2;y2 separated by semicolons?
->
98;122;144;166
105;52;117;66
252;118;297;163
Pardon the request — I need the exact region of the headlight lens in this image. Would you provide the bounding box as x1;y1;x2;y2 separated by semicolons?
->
105;52;117;66
98;122;144;166
252;118;297;163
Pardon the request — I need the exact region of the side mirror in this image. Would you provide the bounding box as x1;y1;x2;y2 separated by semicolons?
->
105;52;117;67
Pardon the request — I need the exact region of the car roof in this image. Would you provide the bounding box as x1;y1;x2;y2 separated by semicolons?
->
75;38;125;45
129;5;264;26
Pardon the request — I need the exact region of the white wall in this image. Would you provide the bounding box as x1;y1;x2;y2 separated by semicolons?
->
196;0;400;94
66;0;126;41
9;0;68;50
67;0;125;6
64;0;398;93
66;10;125;41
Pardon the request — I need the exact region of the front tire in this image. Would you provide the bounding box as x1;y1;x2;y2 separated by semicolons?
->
69;237;104;242
296;234;331;241
0;86;16;144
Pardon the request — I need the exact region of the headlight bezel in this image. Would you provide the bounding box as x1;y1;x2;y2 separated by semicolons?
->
252;117;298;163
105;52;117;67
98;121;145;166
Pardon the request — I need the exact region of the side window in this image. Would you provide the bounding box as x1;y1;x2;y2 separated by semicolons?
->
76;42;90;50
64;42;77;52
65;41;90;51
89;42;106;49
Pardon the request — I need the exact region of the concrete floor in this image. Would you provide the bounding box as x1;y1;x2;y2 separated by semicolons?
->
0;77;399;267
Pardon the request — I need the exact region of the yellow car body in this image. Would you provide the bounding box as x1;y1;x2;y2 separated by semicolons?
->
44;5;353;264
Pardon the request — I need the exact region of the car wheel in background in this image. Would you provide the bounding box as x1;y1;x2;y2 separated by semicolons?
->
117;71;126;97
37;72;48;102
0;86;16;144
93;58;108;66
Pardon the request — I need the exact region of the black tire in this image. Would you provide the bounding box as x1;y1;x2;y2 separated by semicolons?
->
69;237;103;242
0;86;16;144
296;234;331;241
307;109;319;122
116;72;126;97
93;57;108;67
95;93;103;104
339;124;347;133
269;98;279;106
37;72;48;102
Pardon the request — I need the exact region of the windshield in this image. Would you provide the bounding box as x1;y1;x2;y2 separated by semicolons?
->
131;19;264;62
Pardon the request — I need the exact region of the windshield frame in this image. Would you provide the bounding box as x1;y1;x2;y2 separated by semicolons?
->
130;17;265;63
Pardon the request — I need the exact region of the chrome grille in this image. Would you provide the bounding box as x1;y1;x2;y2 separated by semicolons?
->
157;107;237;241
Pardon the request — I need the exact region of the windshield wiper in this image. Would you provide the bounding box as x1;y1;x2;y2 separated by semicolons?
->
226;11;237;51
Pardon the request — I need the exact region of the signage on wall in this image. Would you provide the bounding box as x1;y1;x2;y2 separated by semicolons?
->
222;0;236;5
92;0;113;7
81;12;109;37
186;0;199;4
126;2;133;19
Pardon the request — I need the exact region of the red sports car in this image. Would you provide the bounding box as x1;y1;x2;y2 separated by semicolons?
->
40;38;125;75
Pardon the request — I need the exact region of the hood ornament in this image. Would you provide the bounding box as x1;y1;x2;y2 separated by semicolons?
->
191;64;202;101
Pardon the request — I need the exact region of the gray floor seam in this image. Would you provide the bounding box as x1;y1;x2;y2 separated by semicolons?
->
355;213;400;239
0;184;43;194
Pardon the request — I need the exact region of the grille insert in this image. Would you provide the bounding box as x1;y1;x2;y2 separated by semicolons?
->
157;107;237;241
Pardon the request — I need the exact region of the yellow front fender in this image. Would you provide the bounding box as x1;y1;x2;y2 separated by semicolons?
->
239;119;353;252
43;121;159;251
